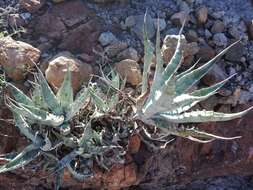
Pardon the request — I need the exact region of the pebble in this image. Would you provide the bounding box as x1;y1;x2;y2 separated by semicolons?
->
213;33;228;47
99;32;117;46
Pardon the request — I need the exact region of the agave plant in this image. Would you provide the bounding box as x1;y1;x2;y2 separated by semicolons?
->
0;14;252;190
134;16;253;143
0;66;128;189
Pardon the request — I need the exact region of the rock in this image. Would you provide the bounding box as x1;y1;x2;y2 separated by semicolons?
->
153;18;167;31
211;20;225;34
225;41;244;62
179;1;191;14
204;29;212;39
59;19;102;54
247;20;253;40
196;45;215;62
19;0;45;12
115;59;142;86
239;90;253;104
171;11;189;26
186;30;199;42
196;6;208;24
34;0;98;41
35;12;67;40
45;51;93;93
131;14;155;41
161;34;199;65
213;33;228;47
202;63;227;86
0;37;41;81
98;32;117;46
125;16;136;28
117;47;139;62
105;41;128;58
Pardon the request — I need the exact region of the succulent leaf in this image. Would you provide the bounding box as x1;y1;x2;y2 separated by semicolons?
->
150;18;164;97
7;97;64;127
155;120;241;143
142;11;154;95
13;113;40;144
0;144;40;173
56;67;73;112
175;41;239;95
155;107;253;123
36;67;62;115
176;59;200;80
65;87;89;121
7;82;35;107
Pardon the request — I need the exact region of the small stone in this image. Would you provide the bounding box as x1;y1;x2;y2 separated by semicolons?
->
105;41;128;58
45;51;93;93
204;29;212;39
228;26;241;39
170;11;189;26
213;33;228;47
196;45;215;62
131;14;155;40
98;32;117;46
125;16;135;28
0;37;41;81
225;41;244;62
186;30;198;42
19;0;45;12
153;18;167;31
115;59;142;86
249;85;253;93
179;1;191;14
247;20;253;40
196;6;208;24
117;47;139;62
211;20;225;34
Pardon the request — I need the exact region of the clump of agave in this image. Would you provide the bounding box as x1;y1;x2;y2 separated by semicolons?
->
0;14;252;189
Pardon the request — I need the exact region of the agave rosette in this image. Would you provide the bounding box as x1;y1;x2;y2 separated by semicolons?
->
135;15;253;143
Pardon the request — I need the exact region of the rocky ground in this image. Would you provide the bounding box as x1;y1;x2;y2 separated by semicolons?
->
1;0;253;189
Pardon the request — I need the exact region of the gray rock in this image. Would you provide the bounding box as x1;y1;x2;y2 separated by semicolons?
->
125;15;135;28
131;14;155;41
213;33;228;47
99;32;117;46
153;18;166;31
225;42;244;62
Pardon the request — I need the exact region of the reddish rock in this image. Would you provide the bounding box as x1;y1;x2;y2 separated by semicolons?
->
35;12;67;40
0;37;41;81
196;6;208;24
19;0;45;12
33;0;102;53
170;11;189;26
45;51;93;93
59;19;102;54
211;20;225;33
196;45;215;62
115;59;142;86
128;134;141;154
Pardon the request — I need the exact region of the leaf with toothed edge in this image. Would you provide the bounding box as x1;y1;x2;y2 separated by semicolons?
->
175;41;240;95
6;97;64;127
0;144;40;173
154;106;253;123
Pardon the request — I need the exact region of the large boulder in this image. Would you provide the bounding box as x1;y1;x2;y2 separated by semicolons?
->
0;37;41;81
45;52;93;93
